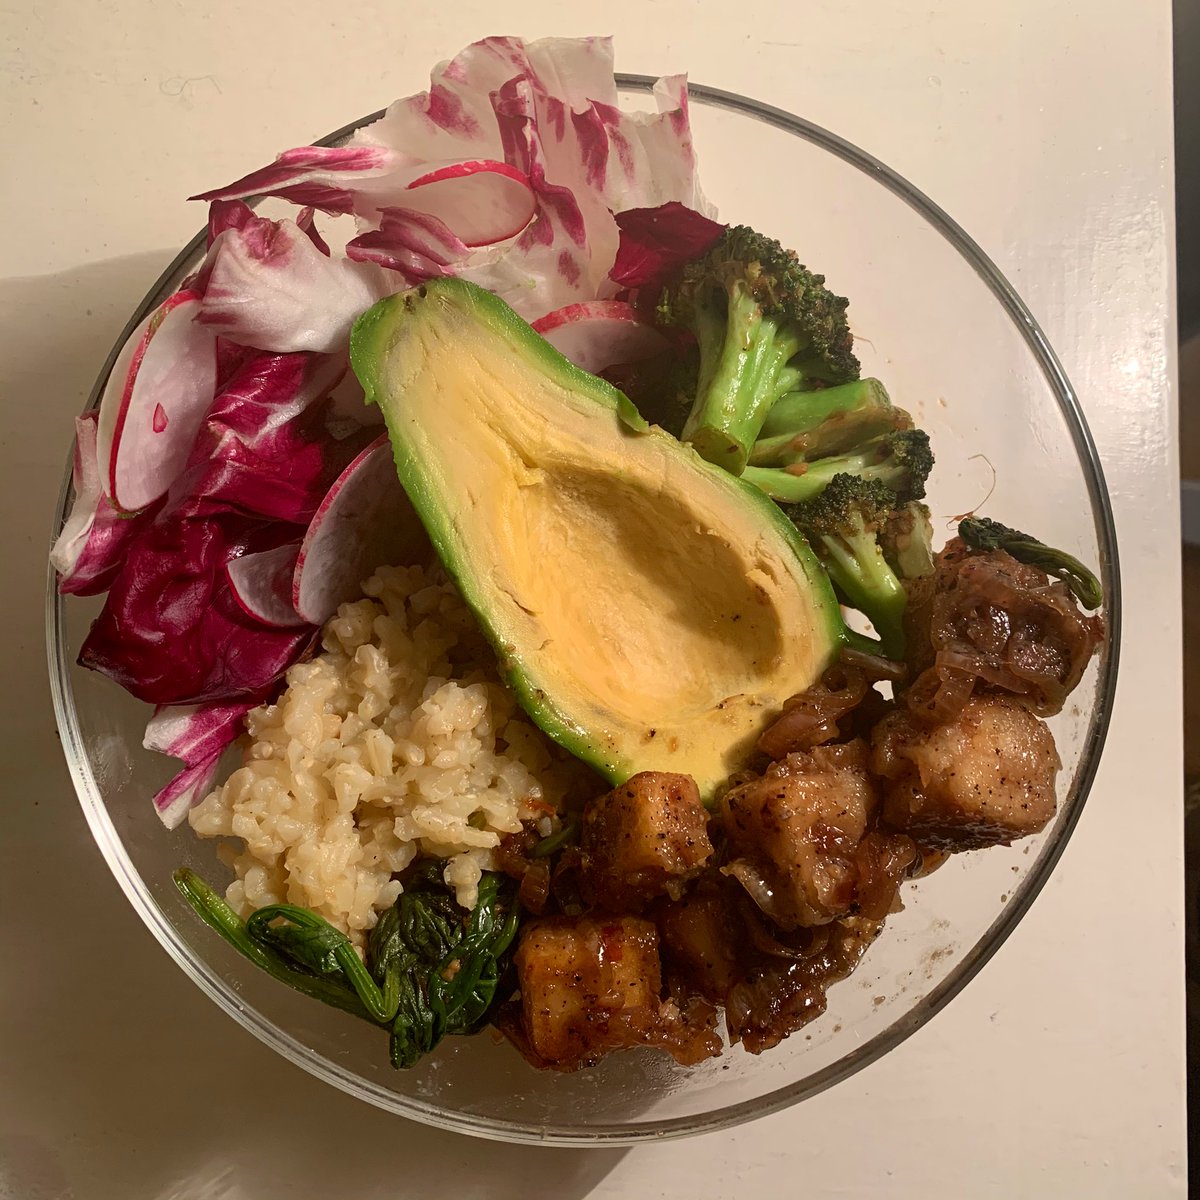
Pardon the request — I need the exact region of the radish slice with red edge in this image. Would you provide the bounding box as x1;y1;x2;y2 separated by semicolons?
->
401;159;535;247
531;301;670;375
95;289;218;513
293;434;429;625
226;543;308;628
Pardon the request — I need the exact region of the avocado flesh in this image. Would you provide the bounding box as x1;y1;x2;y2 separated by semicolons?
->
351;278;844;798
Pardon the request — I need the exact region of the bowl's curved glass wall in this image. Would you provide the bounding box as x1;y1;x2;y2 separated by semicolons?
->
48;80;1118;1144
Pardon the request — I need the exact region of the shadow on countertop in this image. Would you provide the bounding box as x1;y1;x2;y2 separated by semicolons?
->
0;258;628;1200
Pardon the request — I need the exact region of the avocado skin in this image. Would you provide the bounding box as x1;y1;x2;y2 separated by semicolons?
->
351;277;845;792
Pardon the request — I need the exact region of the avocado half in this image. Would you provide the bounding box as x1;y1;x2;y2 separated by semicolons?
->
351;278;845;798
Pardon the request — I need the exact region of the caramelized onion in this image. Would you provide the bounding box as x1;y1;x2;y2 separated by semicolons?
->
904;543;1103;723
757;665;870;759
518;860;552;914
725;960;828;1053
839;645;907;683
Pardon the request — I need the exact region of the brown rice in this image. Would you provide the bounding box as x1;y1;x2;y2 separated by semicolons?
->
189;562;594;943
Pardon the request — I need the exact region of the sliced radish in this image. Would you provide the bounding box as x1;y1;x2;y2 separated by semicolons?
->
400;159;535;247
531;300;669;375
153;753;224;830
293;435;428;624
226;543;308;628
95;289;218;512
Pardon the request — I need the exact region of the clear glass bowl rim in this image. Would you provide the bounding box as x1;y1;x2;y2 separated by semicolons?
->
45;75;1122;1146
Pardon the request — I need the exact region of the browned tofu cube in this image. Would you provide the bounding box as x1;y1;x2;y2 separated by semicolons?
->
514;916;663;1070
720;741;876;930
578;772;713;911
872;697;1060;850
654;881;745;1004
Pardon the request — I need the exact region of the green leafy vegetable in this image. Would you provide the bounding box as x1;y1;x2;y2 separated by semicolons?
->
958;516;1103;610
246;904;351;975
246;903;402;1023
172;869;374;1020
377;863;521;1068
173;863;520;1068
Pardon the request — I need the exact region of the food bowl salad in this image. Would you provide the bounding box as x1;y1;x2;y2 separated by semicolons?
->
50;36;1107;1080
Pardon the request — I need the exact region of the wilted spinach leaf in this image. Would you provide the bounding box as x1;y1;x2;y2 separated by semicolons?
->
373;863;520;1069
173;863;521;1070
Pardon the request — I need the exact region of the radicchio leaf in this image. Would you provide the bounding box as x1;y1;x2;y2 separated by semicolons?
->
144;698;255;764
294;206;331;256
346;206;472;282
75;351;373;705
79;514;316;705
153;752;226;830
191;145;397;216
191;37;713;324
195;212;393;354
144;697;255;829
609;202;727;289
171;350;368;524
51;413;160;596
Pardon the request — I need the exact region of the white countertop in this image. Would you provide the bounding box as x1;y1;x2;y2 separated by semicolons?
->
0;2;1185;1196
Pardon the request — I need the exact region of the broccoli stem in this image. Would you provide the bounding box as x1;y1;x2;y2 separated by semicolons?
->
681;281;804;473
760;378;893;439
958;516;1103;609
743;456;899;504
750;379;902;466
815;535;908;659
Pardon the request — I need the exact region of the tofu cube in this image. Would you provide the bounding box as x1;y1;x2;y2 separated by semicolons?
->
515;916;662;1069
579;771;713;911
872;697;1060;851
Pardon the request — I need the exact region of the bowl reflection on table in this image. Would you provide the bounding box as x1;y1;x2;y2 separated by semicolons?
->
46;78;1119;1145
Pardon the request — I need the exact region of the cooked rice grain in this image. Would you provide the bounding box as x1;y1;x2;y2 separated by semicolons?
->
189;563;593;942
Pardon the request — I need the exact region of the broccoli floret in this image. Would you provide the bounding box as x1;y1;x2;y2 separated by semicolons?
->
781;475;908;658
655;225;859;473
743;428;934;506
958;516;1103;609
881;501;936;581
749;378;912;467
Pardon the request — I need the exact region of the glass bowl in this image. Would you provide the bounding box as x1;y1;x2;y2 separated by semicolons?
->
46;77;1120;1144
